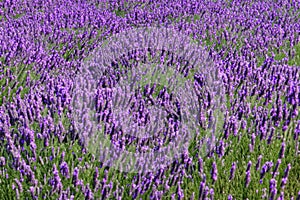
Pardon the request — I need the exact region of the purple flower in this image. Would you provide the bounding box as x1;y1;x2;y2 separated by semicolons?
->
59;161;70;178
241;119;247;130
93;167;99;189
251;133;256;147
229;162;236;180
211;162;218;183
85;184;94;200
203;186;209;199
280;177;288;189
199;181;205;198
210;188;214;200
198;158;203;174
245;171;251;187
30;186;36;200
260;161;273;180
269;188;277;200
15;188;20;200
72;167;79;187
0;157;5;166
217;140;225;157
269;178;277;193
51;164;62;193
177;182;184;199
246;161;252;172
267;129;274;144
283;163;291;178
278;192;284;200
272;159;281;178
294;121;300;141
278;142;285;159
256;155;263;171
60;151;65;164
296;191;300;200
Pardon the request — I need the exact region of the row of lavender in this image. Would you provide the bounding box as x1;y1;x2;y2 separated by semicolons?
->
0;0;300;199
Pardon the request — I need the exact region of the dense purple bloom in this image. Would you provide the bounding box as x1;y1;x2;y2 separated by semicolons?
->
0;1;299;199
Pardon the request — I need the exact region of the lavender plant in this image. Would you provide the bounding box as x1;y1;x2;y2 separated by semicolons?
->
0;0;299;199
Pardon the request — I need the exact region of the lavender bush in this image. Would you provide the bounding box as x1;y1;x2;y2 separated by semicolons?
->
0;0;299;199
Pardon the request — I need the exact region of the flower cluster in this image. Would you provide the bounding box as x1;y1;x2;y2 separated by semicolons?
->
0;0;299;199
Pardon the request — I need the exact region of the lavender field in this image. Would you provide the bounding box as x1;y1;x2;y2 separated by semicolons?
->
0;0;300;199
